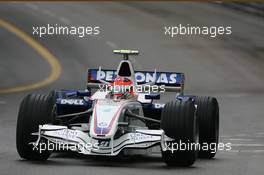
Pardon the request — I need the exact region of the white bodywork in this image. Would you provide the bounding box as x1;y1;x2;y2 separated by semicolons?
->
90;99;127;138
33;124;170;156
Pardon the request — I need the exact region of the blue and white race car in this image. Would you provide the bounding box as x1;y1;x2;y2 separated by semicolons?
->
16;50;219;166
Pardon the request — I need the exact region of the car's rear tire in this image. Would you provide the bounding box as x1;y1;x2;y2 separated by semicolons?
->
16;93;56;160
161;100;198;166
196;96;219;158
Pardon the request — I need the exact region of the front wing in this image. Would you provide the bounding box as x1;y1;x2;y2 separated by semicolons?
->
32;124;170;156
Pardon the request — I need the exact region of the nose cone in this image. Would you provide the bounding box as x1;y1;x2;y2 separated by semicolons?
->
90;102;123;138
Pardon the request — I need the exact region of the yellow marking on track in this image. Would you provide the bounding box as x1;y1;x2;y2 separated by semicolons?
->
0;19;61;94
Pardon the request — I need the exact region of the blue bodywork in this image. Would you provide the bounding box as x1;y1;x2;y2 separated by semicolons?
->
55;90;92;115
54;89;196;120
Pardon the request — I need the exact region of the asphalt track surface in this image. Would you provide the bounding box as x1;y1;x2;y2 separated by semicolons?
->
0;2;264;175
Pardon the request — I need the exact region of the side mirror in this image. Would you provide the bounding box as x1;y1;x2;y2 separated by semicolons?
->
145;94;160;100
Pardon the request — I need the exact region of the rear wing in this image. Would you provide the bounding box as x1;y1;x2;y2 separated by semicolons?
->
87;69;185;92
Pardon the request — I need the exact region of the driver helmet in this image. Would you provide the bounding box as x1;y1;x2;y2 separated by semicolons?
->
110;77;134;99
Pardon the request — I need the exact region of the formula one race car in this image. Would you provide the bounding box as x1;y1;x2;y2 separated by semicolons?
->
16;50;219;166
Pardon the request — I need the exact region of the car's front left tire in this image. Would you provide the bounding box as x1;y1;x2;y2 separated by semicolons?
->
161;100;198;167
16;93;55;160
196;96;219;158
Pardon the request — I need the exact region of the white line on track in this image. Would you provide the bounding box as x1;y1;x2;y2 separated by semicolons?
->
225;138;253;141
225;150;264;153
0;101;6;105
59;17;71;25
106;41;118;49
241;150;264;153
256;132;264;135
220;135;231;138
232;134;251;137
218;150;239;155
25;4;71;26
231;144;264;147
255;132;264;137
42;10;56;17
226;150;240;153
220;93;250;98
25;3;39;11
